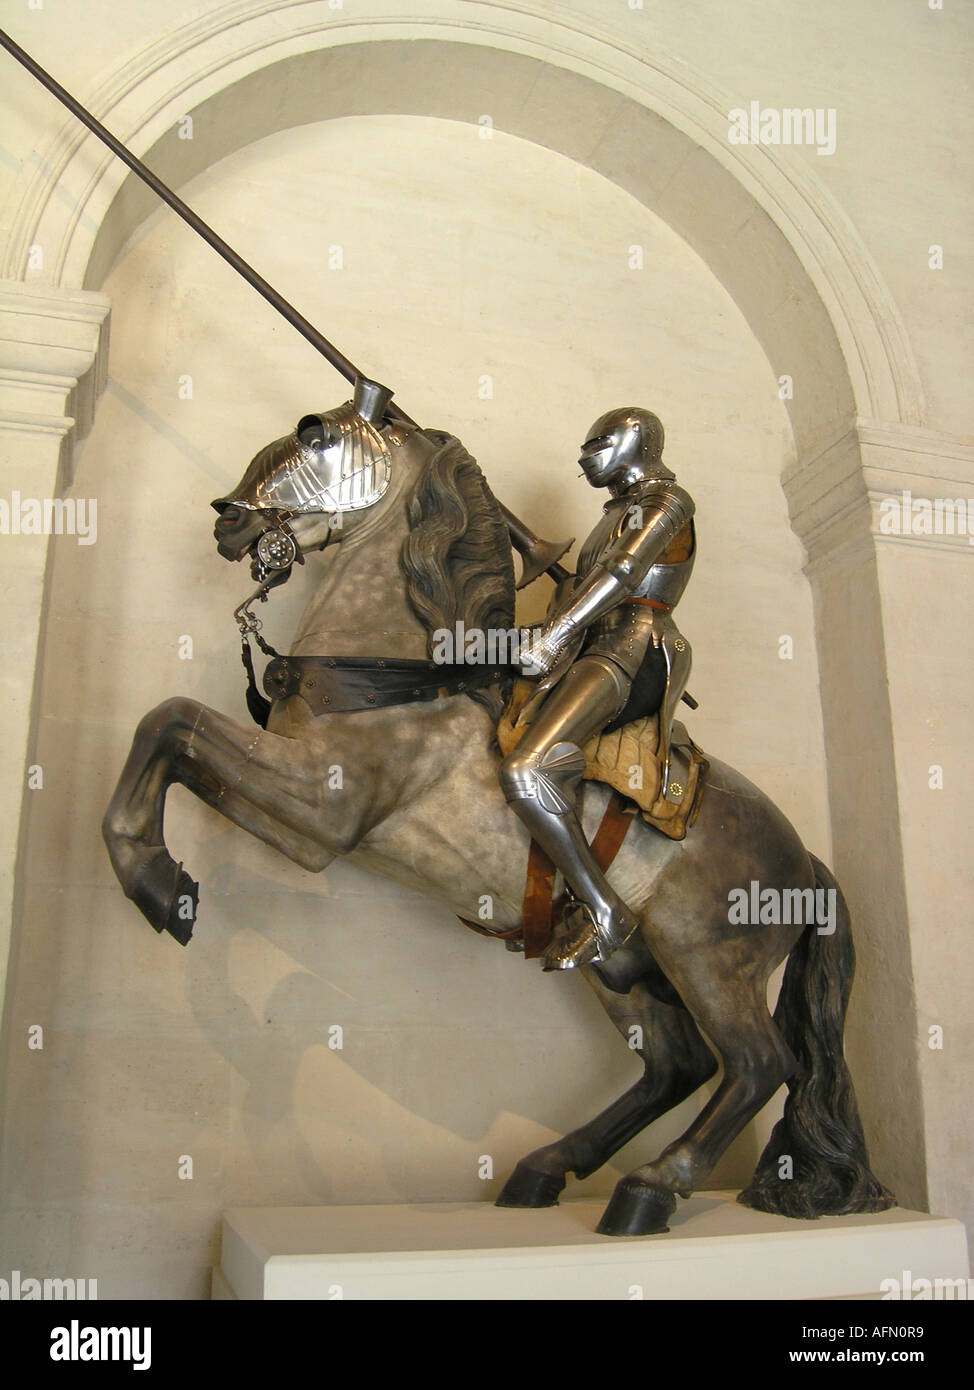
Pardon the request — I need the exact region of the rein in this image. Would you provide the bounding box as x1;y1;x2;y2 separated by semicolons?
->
234;575;515;728
234;578;286;727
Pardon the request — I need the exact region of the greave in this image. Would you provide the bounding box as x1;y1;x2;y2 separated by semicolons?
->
501;741;638;958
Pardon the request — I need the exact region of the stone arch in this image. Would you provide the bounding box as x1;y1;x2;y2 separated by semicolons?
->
3;11;924;456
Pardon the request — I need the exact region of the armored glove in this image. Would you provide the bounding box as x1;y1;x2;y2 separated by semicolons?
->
518;618;577;678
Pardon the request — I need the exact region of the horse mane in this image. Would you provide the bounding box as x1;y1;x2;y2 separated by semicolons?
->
400;432;516;724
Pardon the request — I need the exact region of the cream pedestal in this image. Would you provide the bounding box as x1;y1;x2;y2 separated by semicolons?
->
213;1191;969;1301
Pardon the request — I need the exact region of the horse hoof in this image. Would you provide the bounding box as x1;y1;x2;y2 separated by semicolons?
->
495;1163;565;1208
131;849;198;945
596;1179;677;1236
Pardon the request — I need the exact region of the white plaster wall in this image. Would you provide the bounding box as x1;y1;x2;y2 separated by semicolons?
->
0;116;826;1297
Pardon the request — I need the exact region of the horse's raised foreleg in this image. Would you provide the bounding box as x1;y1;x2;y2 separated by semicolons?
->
496;975;717;1208
103;697;357;942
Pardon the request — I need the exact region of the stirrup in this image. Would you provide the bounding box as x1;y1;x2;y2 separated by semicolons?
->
542;900;639;972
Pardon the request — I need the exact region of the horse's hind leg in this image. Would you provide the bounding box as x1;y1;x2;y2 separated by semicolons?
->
496;974;717;1208
597;965;796;1236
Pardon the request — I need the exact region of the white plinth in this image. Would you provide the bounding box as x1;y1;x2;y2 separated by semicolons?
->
214;1192;968;1300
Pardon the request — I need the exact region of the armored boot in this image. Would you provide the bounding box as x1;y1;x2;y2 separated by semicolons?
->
544;900;640;972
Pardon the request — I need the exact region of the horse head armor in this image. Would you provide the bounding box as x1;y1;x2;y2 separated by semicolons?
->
211;377;396;577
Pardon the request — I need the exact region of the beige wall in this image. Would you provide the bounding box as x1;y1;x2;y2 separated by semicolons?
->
0;0;970;1298
1;115;827;1298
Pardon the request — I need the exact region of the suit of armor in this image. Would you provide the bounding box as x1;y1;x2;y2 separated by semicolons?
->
499;408;695;972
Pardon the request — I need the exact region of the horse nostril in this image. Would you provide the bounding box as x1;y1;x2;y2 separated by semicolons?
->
218;507;242;528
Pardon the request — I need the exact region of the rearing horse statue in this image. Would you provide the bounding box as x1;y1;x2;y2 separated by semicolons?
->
102;386;894;1238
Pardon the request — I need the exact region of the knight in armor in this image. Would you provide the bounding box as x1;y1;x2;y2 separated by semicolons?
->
499;407;696;972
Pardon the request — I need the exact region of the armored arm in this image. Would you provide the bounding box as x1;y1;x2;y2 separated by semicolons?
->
521;483;694;676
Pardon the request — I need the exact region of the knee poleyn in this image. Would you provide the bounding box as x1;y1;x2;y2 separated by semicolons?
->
500;741;586;810
499;749;539;802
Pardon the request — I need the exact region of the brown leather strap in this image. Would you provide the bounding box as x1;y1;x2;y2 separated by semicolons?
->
590;791;637;871
521;839;558;959
623;596;670;612
457;791;636;957
456;916;523;941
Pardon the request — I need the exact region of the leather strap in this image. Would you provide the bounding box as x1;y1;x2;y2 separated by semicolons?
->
521;839;558;959
456;791;636;955
589;791;637;871
624;596;671;612
263;653;515;717
456;916;523;941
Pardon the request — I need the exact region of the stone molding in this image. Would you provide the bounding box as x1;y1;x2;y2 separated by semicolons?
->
784;421;974;573
0;280;111;487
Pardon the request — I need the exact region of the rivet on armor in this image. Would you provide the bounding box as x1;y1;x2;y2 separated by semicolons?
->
670;782;683;797
366;694;376;703
675;638;686;652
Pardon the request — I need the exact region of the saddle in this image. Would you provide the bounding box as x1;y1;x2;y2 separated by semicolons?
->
496;678;708;841
456;681;709;958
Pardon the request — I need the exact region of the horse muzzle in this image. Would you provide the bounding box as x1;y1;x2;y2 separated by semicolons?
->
212;504;273;562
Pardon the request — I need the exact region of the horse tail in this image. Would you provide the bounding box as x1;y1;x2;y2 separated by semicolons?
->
738;854;896;1218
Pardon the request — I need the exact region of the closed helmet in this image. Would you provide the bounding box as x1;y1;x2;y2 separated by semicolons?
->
578;407;671;489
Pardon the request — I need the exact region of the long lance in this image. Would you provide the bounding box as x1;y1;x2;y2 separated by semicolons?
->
0;26;572;588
